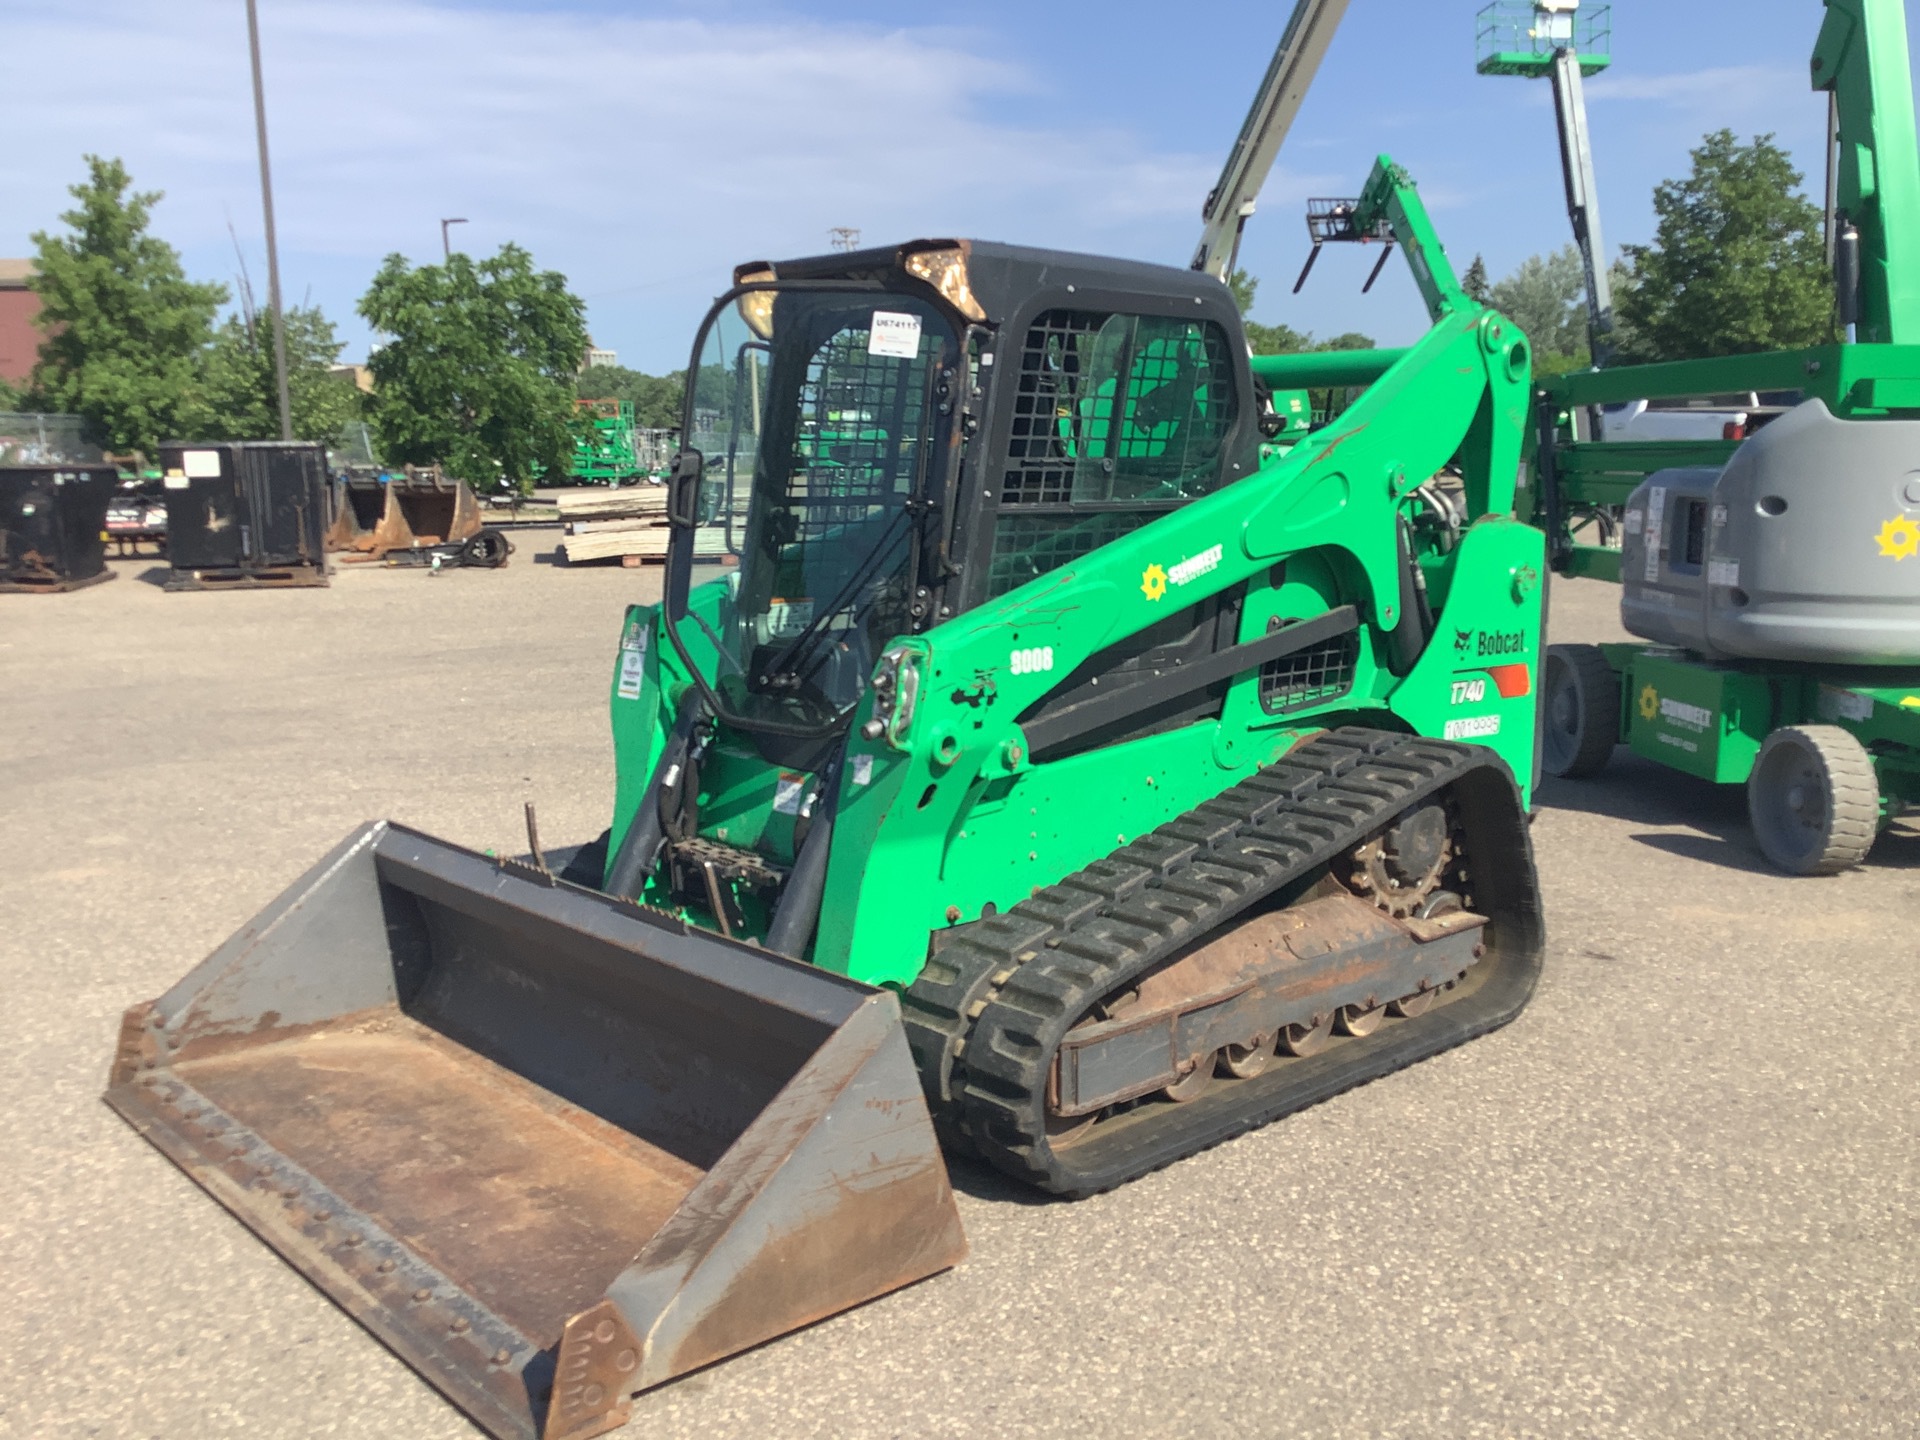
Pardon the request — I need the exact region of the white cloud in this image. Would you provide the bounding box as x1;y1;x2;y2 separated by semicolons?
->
2;0;1336;367
1586;64;1805;114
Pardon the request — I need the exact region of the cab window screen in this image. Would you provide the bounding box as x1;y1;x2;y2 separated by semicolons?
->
989;310;1236;597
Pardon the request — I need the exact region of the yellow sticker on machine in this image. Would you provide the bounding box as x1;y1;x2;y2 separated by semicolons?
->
1876;515;1920;560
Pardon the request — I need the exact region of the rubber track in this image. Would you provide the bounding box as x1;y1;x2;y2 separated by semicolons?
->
900;727;1546;1198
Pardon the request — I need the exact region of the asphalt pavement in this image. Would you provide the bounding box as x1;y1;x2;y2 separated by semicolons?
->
2;547;1914;1440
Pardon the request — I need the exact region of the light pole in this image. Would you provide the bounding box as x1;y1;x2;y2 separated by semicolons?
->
442;218;469;261
244;0;293;441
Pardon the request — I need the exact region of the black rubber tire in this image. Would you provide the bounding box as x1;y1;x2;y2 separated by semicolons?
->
1540;644;1620;779
460;528;513;568
1747;725;1879;875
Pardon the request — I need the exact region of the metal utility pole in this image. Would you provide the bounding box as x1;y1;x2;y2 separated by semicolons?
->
828;227;862;253
442;217;469;260
1477;1;1616;365
244;0;293;442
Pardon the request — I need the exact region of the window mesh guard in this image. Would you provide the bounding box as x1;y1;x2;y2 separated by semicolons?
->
986;511;1142;598
987;309;1236;598
1002;310;1234;507
786;328;930;541
1258;620;1360;716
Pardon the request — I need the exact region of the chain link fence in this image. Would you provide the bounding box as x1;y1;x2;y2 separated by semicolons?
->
0;413;103;465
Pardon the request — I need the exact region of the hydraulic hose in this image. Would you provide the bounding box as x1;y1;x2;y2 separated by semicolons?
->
765;750;845;959
605;696;702;899
1383;514;1433;676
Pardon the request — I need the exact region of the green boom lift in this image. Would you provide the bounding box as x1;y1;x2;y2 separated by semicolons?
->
569;397;644;484
1532;0;1920;873
104;8;1551;1438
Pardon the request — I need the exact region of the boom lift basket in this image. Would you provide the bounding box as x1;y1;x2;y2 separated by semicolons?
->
105;822;966;1440
327;466;484;558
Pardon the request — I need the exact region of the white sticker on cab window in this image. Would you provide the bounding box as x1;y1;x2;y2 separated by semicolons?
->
182;449;222;478
767;599;814;637
851;754;874;786
868;310;923;359
773;773;806;815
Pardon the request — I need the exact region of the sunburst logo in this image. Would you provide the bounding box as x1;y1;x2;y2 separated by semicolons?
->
1140;563;1168;601
1638;684;1659;721
1876;515;1920;560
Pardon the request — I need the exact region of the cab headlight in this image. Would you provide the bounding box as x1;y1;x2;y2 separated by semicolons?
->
860;646;924;750
734;265;776;340
902;245;986;323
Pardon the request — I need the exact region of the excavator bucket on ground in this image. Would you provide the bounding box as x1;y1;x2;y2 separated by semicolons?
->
328;467;484;558
105;822;966;1440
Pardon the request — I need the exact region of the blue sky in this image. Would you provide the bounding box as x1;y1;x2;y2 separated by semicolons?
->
1;0;1907;372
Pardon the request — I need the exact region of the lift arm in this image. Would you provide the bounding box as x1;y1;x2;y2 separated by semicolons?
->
1191;0;1351;280
1814;0;1920;343
1350;159;1469;323
1549;45;1615;364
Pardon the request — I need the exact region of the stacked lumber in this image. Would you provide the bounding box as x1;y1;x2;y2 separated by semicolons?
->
555;487;668;522
554;486;731;565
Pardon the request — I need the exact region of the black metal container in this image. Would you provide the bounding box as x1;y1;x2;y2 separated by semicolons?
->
160;441;330;590
0;464;118;593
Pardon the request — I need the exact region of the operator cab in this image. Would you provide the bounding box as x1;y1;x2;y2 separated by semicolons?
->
664;239;1260;741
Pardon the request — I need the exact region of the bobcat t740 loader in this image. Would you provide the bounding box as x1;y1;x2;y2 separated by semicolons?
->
105;157;1548;1440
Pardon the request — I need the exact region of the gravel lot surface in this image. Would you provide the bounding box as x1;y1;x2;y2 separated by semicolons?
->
3;546;1914;1440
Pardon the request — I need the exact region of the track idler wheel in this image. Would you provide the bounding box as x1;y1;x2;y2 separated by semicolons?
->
1387;987;1440;1019
1219;1033;1278;1079
1162;1052;1217;1103
1278;1012;1335;1057
1337;1003;1385;1037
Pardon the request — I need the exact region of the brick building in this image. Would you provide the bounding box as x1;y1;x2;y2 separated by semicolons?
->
0;259;42;386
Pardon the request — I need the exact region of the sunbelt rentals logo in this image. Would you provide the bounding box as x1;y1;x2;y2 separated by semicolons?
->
1142;543;1224;602
1640;683;1712;731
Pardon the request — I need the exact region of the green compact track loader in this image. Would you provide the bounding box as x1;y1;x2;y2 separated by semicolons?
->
107;159;1547;1440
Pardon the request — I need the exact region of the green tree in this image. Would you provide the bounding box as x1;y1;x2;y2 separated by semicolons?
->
187;304;358;444
1461;254;1492;305
1243;318;1311;354
1617;129;1835;361
1242;319;1374;355
358;244;588;494
1214;270;1375;355
575;363;685;428
1489;246;1589;365
24;156;226;457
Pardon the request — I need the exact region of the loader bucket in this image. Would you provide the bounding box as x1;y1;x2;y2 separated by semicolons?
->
327;470;483;555
326;479;390;551
105;822;966;1440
